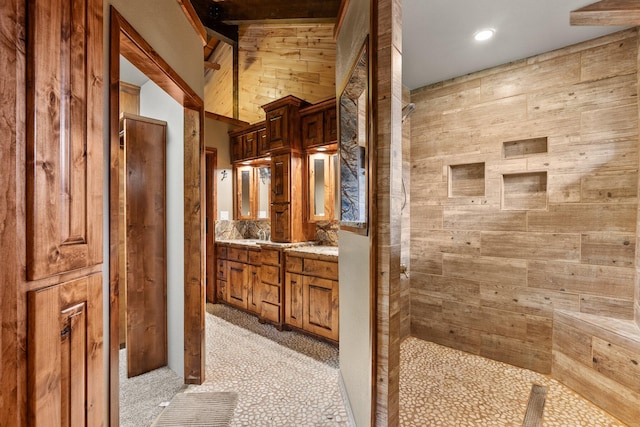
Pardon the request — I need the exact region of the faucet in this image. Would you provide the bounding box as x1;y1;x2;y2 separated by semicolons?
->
258;230;265;240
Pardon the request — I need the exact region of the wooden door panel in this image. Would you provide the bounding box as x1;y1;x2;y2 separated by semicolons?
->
271;204;291;242
302;112;324;148
27;275;103;427
228;261;247;309
266;106;287;150
26;0;103;280
324;107;337;143
124;116;167;378
271;154;290;203
285;273;303;328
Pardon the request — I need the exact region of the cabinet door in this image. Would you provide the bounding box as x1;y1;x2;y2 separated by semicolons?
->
243;130;257;159
301;112;324;148
26;0;103;280
231;135;242;162
227;261;248;309
271;154;290;204
28;275;103;427
303;276;339;341
257;128;269;155
266;106;288;150
285;273;304;328
324;107;338;143
270;204;291;242
247;265;261;314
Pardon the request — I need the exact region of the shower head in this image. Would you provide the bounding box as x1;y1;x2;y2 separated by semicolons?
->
402;103;416;123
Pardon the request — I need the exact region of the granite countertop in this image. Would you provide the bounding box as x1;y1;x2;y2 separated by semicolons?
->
216;239;316;249
285;245;339;260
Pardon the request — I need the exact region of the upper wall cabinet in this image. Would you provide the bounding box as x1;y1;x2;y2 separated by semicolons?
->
230;122;266;163
263;95;309;154
26;0;103;280
300;98;337;149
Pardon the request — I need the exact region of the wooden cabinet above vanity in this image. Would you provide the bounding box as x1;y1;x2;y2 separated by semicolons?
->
228;95;338;243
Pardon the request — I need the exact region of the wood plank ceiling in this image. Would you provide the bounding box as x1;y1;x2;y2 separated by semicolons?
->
187;0;341;70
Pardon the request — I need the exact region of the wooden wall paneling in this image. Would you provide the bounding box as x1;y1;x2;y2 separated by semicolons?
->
205;149;217;303
204;43;234;117
26;0;103;280
570;0;640;26
183;108;205;383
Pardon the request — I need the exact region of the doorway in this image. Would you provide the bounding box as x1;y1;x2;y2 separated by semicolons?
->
108;7;205;426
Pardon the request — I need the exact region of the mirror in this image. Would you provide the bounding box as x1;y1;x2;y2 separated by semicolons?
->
257;165;271;218
237;166;255;219
339;38;369;232
308;152;336;222
235;164;270;220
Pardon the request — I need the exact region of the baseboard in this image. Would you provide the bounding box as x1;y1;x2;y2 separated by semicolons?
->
338;371;357;427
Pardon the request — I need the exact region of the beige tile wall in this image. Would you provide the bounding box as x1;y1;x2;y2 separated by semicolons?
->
409;28;640;374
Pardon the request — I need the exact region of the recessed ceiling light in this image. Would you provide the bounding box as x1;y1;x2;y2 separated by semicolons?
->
474;28;495;42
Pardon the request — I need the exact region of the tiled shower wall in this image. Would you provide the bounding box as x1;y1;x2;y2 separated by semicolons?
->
401;86;411;340
409;28;640;374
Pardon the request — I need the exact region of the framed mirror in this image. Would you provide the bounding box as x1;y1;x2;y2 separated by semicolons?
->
339;38;369;232
235;162;271;220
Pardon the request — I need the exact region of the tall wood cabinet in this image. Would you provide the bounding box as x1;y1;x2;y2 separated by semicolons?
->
21;0;105;425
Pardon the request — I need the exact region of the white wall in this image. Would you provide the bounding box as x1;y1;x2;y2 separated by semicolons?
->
336;0;372;424
140;80;185;378
204;117;243;219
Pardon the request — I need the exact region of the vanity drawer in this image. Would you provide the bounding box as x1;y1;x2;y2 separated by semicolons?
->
216;245;228;260
261;265;280;285
228;247;248;263
216;259;227;280
248;248;261;265
286;256;303;273
303;258;338;281
261;248;281;266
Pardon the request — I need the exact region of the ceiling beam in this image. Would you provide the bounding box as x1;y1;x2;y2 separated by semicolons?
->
191;0;239;45
570;0;640;26
192;0;340;26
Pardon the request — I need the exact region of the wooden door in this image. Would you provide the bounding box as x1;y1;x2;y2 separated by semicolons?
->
28;275;103;427
271;203;291;242
266;106;288;150
247;265;261;314
123;115;168;377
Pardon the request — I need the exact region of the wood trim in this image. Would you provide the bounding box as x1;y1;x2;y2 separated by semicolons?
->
205;148;217;304
111;7;203;109
570;0;640;26
183;108;206;384
176;0;207;45
109;6;205;425
205;111;250;127
204;61;221;70
334;0;350;40
0;0;24;424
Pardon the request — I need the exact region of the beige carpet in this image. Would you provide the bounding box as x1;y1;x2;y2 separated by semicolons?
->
152;392;238;427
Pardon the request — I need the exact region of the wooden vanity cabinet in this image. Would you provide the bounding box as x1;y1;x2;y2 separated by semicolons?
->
270;153;310;243
285;253;339;342
216;243;262;315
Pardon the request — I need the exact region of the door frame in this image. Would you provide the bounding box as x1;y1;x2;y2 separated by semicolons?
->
108;7;205;426
205;148;217;303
